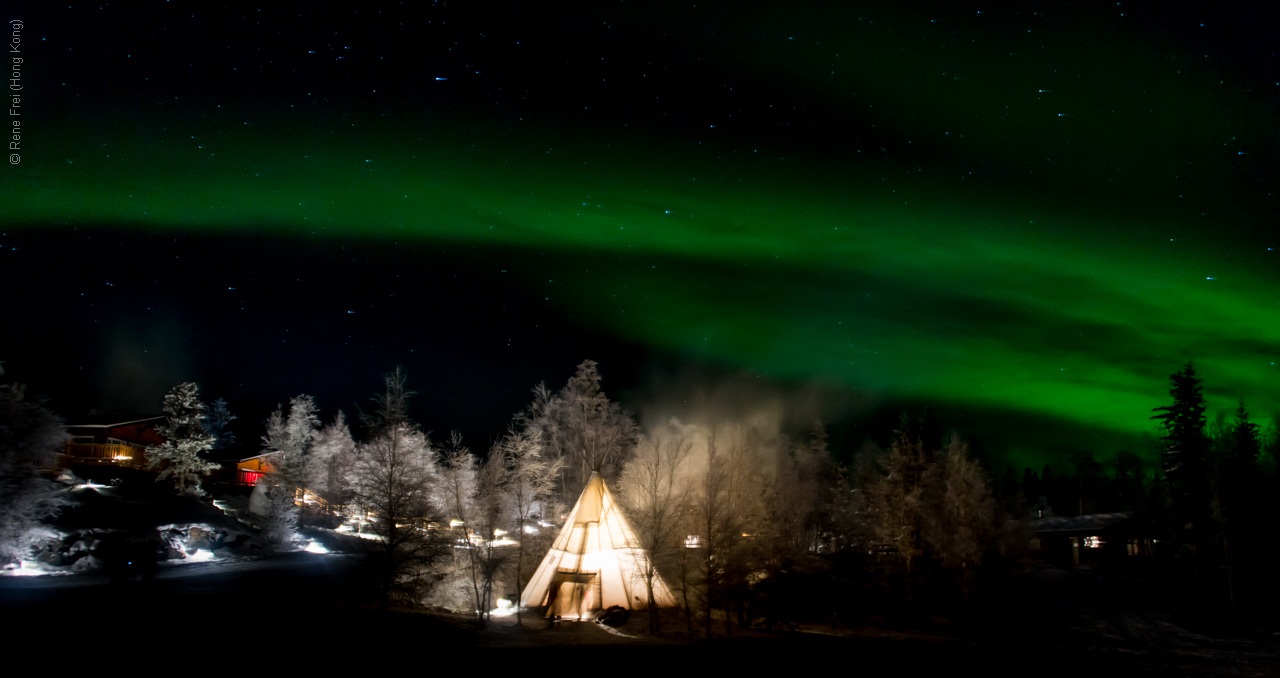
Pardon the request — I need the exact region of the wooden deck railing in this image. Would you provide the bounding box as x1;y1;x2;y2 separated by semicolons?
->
61;443;146;468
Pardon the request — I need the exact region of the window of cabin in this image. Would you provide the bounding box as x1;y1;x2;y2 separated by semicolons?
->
1127;538;1154;556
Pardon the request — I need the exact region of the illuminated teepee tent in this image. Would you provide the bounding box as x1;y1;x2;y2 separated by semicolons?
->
520;472;677;620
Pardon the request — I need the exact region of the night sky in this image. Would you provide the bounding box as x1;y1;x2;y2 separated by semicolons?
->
3;2;1277;468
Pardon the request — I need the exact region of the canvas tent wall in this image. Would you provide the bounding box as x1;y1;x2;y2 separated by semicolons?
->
520;472;677;619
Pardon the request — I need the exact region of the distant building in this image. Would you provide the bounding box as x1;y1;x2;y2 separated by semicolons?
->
61;416;166;470
224;453;327;510
231;453;275;486
1030;512;1166;568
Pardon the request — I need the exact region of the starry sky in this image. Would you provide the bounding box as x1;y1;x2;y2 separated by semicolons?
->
2;2;1278;468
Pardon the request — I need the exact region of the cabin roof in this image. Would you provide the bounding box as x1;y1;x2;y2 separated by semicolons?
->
1031;512;1136;535
232;452;277;463
65;415;165;429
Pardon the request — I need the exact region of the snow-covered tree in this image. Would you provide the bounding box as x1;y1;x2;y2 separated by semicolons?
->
759;422;841;558
146;382;218;496
795;422;834;551
258;394;320;545
826;462;855;554
500;421;562;625
204;397;237;450
526;361;638;504
434;430;526;624
261;394;319;487
861;425;929;599
562;360;639;480
347;368;446;606
618;420;693;633
351;425;439;603
438;432;484;620
760;434;807;570
0;381;71;563
693;425;762;637
921;434;995;602
308;410;357;506
670;497;701;633
472;443;512;621
257;481;299;547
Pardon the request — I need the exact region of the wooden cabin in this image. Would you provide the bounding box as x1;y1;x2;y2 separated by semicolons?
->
1029;512;1166;569
233;453;276;486
228;454;328;509
61;417;166;470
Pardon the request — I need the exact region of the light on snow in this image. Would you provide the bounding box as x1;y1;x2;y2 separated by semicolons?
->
6;560;48;576
186;549;216;563
490;598;518;617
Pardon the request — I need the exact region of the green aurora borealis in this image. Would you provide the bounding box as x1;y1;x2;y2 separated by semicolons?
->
4;3;1278;465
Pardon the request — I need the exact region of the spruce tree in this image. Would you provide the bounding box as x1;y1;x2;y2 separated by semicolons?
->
204;398;237;450
1220;400;1261;551
1150;363;1209;528
147;382;219;496
1229;399;1262;466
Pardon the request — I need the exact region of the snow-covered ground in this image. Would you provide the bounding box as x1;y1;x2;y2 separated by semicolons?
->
2;471;373;580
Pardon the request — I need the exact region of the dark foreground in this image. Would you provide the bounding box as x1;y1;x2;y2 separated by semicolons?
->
2;555;1276;676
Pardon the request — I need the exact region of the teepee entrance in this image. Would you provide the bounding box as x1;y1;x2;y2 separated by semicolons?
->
521;472;676;619
545;572;600;619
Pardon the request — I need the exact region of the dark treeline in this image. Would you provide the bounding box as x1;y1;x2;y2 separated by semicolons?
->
1144;363;1279;617
992;362;1280;620
1003;449;1162;519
